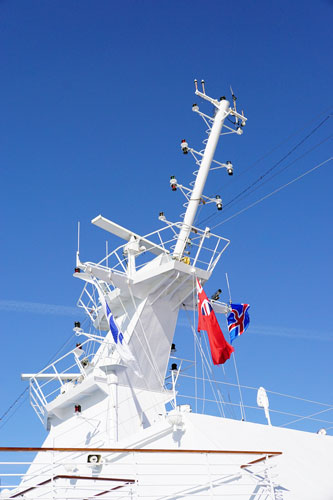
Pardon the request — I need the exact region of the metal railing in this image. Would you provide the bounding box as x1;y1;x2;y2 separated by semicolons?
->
0;447;282;499
27;338;106;424
85;220;230;277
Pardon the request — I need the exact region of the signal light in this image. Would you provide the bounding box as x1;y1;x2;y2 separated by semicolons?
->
215;195;223;211
226;161;233;176
74;267;80;273
170;176;177;191
74;404;81;413
181;139;188;154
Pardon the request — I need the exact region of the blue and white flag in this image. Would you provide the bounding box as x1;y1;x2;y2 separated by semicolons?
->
94;280;142;375
227;303;250;344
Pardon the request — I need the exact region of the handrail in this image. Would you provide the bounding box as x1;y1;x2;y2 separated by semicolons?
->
10;474;135;498
1;448;282;500
86;219;230;275
240;454;277;469
0;447;282;455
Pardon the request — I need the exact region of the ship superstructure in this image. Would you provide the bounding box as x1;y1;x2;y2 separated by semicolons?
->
1;81;332;500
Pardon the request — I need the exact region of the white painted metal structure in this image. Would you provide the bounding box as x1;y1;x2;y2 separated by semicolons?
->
1;81;332;500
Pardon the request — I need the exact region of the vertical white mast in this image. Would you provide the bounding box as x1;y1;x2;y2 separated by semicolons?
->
173;85;230;260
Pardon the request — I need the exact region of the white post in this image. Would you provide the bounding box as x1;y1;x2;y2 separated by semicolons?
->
108;371;118;442
171;369;177;408
173;99;230;259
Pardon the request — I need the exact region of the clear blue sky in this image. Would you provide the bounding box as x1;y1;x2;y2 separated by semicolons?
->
0;0;332;445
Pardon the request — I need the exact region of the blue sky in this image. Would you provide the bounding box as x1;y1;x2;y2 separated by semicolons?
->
0;0;332;445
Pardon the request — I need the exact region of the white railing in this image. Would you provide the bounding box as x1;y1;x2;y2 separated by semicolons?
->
28;343;333;435
85;221;230;277
0;448;282;499
28;338;106;424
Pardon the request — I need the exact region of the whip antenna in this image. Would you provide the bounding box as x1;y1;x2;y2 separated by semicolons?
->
225;272;232;305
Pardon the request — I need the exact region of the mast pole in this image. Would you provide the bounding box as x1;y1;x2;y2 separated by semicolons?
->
173;97;230;260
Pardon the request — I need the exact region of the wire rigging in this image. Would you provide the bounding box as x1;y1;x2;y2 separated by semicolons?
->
211;157;333;230
219;135;332;216
197;115;332;228
223;115;331;209
223;108;333;188
0;388;28;423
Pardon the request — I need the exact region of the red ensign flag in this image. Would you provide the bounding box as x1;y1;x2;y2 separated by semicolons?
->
196;278;234;365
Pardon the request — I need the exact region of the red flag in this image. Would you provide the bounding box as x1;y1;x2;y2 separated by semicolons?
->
197;279;234;365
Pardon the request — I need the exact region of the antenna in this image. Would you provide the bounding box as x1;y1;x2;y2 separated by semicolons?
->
75;221;80;272
78;222;80;252
225;272;232;305
76;221;81;267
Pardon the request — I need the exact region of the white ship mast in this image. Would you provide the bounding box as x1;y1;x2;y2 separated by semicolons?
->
173;79;246;259
19;80;245;447
2;81;332;500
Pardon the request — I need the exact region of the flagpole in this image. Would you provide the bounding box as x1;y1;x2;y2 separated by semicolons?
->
232;352;246;421
225;272;246;420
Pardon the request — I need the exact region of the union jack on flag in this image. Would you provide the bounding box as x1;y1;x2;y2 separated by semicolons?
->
200;298;213;317
227;303;250;344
